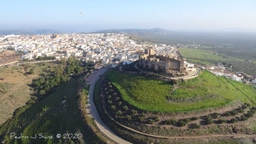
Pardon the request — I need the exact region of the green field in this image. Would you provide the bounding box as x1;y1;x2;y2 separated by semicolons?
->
0;75;104;144
179;48;239;65
179;48;256;76
106;70;256;113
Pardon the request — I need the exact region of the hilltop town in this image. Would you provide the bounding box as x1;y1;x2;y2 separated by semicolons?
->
1;33;256;84
0;33;177;65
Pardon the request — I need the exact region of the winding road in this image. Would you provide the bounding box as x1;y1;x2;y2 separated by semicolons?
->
86;66;131;144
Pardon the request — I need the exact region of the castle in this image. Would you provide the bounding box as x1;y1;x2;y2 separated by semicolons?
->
139;47;185;73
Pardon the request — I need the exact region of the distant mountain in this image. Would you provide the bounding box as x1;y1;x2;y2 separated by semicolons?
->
0;29;61;35
91;28;256;45
93;28;171;35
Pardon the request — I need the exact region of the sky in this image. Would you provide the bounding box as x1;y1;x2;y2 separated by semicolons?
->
1;0;256;33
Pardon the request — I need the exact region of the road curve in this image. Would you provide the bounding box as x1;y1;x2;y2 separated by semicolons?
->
87;66;131;144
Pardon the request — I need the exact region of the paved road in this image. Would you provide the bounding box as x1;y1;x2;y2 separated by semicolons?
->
87;66;131;144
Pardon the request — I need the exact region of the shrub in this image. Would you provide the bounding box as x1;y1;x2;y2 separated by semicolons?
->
211;113;220;119
131;109;137;115
205;116;213;124
224;111;231;117
139;117;145;122
240;115;248;121
123;106;129;111
111;105;116;111
251;107;256;111
148;119;154;124
164;119;176;125
126;115;131;121
118;101;122;106
189;123;200;129
177;121;186;127
108;100;113;104
217;119;225;124
116;97;120;101
153;116;160;122
190;117;198;121
229;118;238;123
242;103;248;109
107;95;112;99
236;107;244;113
184;118;190;123
230;110;238;116
116;110;122;115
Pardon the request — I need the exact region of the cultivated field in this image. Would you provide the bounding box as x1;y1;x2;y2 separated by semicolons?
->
179;48;256;76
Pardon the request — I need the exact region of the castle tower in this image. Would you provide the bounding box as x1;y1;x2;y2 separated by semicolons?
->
148;48;155;56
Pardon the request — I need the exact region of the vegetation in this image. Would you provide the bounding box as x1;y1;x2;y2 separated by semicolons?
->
0;62;59;124
31;56;85;96
179;48;256;76
36;56;56;61
126;29;256;75
0;75;104;144
106;69;256;113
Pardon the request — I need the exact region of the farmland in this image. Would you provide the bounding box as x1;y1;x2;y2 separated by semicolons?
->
179;48;256;76
106;69;256;113
178;48;238;65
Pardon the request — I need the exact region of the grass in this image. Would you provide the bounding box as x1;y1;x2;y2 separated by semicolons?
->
0;75;104;144
106;70;256;113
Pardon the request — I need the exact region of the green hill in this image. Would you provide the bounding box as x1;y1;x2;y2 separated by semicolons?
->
106;70;256;112
0;76;104;144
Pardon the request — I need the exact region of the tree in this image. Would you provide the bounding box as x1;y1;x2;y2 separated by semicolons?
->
126;115;131;121
28;69;34;74
115;97;120;101
39;89;46;95
60;58;66;65
139;117;144;122
131;109;137;115
118;101;122;106
108;100;112;104
123;106;129;111
67;56;75;65
116;110;122;115
111;105;116;111
75;66;83;74
177;121;186;127
107;95;112;99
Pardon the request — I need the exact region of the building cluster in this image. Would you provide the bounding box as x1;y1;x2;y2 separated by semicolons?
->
208;63;245;82
0;33;178;65
139;47;185;73
1;33;254;85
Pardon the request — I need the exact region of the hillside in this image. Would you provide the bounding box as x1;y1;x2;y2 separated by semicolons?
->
106;70;256;112
0;62;59;124
0;75;104;144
